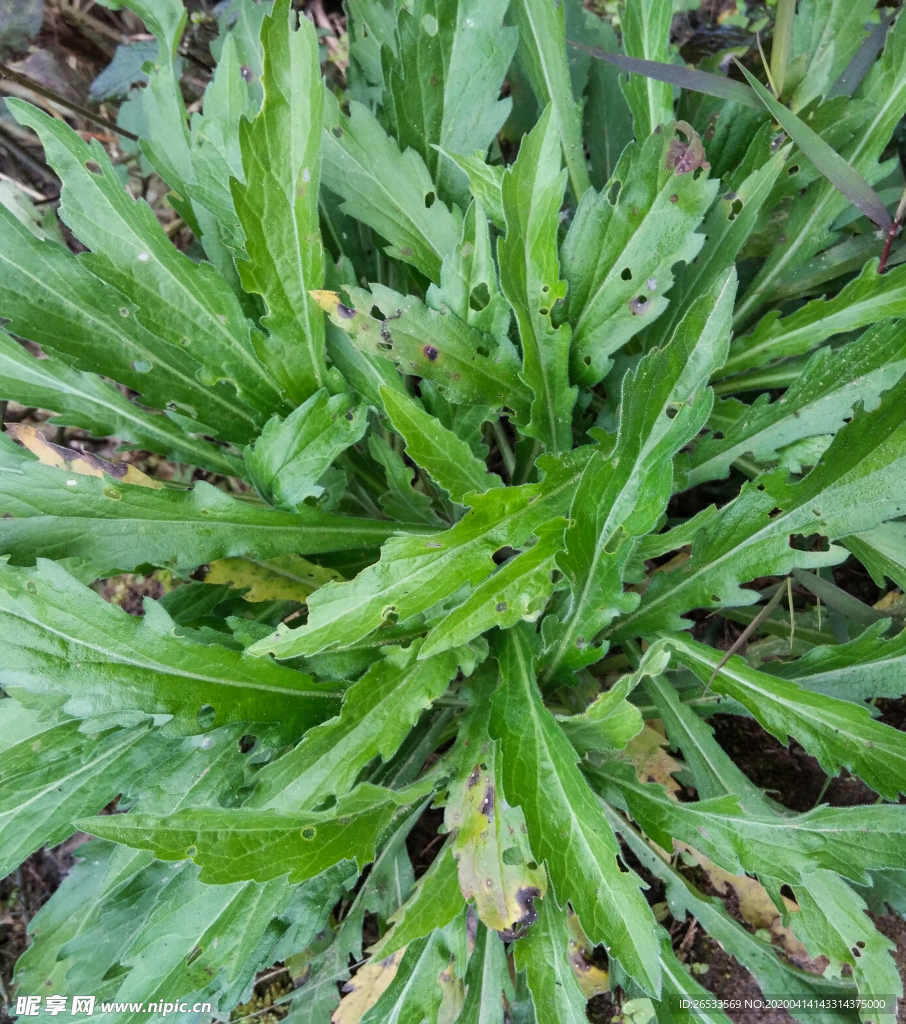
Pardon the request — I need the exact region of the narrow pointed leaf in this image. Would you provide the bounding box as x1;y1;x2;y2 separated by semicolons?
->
609;375;906;640
514;897;588;1024
669;636;906;800
0;329;245;478
499;105;576;454
507;0;590;199
562;123;717;386
77;781;432;885
620;0;673;139
9;100;287;419
544;271;734;680
0;560;340;740
0;461;407;576
231;0;331;402
380;385;502;504
248;448;591;658
689;319;906;487
0;204;261;444
490;624;662;996
249;642;461;813
321;91;461;283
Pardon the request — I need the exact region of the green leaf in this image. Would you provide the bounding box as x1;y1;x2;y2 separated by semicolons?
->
444;696;547;934
506;0;590;200
0;330;245;478
0;463;405;576
490;624;662;996
367;432;443;527
737;62;891;232
11;840;126;998
643;149;786;352
735;14;906;324
246;390;368;510
599;762;906;884
421;518;565;659
559;644;672;758
561;123;717;387
231;0;332;402
722;261;906;378
96;0;194;201
249;642;461;813
360;931;449;1024
77;780;432;885
0;703;174;878
0;204;261;445
9;100;287;421
439;151;505;228
644;672;779;816
619;0;673;140
609;375;906;640
458;921;514;1024
498;105;576;454
669;636;906;800
0;560;340;741
380;385;502;504
574;11;634;190
844;521;906;591
765;622;906;703
514;896;588;1024
321;90;462;283
384;0;517;207
689;320;906;486
543;271;734;680
427;199;512;343
792;870;901;1024
314;288;530;418
606;805;859;1020
248;448;591;658
789;0;878;112
370;843;465;958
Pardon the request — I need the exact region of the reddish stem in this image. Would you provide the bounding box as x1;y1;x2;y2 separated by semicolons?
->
879;221;899;274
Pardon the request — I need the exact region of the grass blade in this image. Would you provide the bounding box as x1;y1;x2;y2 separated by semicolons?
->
735;61;893;232
567;39;762;109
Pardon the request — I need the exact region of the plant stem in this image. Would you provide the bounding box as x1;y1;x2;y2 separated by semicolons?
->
491;419;515;479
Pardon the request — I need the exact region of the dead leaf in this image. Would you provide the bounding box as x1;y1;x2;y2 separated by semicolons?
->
6;424;163;488
677;844;820;968
331;948;405;1024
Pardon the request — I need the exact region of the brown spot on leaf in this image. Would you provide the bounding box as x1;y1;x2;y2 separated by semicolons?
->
337;303;356;319
467;765;481;789
423;344;439;361
479;780;495;819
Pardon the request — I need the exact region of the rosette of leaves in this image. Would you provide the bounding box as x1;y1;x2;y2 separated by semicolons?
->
3;0;906;1022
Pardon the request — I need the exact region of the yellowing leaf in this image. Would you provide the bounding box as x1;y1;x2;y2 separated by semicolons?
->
445;702;547;936
332;948;406;1024
622;725;681;794
7;423;163;488
206;554;342;603
437;958;465;1024
566;908;610;999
